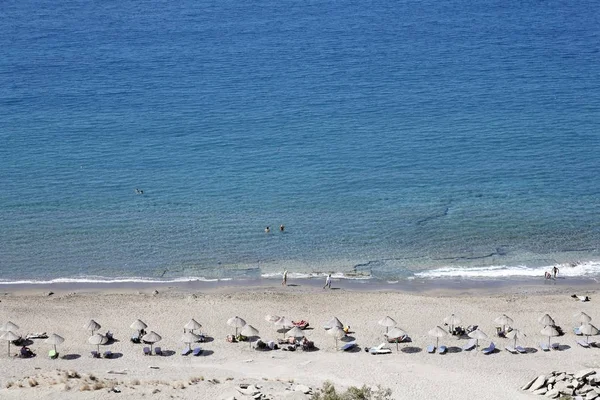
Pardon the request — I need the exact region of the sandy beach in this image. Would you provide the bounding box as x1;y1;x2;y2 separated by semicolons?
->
0;282;598;399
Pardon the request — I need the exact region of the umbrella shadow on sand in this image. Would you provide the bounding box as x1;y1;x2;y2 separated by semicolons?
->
556;344;571;351
198;349;214;356
199;336;214;343
401;346;422;354
108;352;124;359
524;347;538;354
159;350;176;357
63;354;81;360
341;335;356;342
447;346;462;354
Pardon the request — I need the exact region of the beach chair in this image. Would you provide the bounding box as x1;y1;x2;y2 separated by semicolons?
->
369;343;392;355
462;339;477;351
143;346;151;355
574;326;582;336
103;351;112;358
182;348;192;356
49;349;59;359
504;345;518;354
539;342;550;351
577;340;590;348
193;347;203;356
91;351;100;358
340;342;357;351
427;345;435;354
438;345;447;354
482;342;495;355
154;347;162;356
516;346;527;354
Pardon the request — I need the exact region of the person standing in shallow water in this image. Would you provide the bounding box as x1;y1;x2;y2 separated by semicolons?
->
552;266;559;278
323;273;332;289
282;270;288;286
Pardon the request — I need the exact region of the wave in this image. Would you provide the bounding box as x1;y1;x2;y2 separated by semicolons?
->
414;261;600;279
260;271;372;280
0;276;231;285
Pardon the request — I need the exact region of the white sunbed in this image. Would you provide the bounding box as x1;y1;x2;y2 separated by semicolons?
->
516;345;527;354
539;342;550;351
462;338;477;351
504;345;518;354
427;345;435;353
369;343;392;355
577;340;590;348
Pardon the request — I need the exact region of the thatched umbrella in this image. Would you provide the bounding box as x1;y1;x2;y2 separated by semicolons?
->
324;317;343;330
327;326;345;349
443;314;461;333
142;331;162;353
85;320;101;336
130;319;148;333
494;314;514;332
184;319;202;334
182;331;200;351
0;331;20;356
88;333;108;353
0;321;19;332
467;329;488;349
275;317;294;338
573;311;592;325
286;326;305;340
428;326;447;349
506;329;526;348
227;317;246;337
45;333;65;354
386;327;407;351
579;323;599;344
538;314;555;327
540;325;559;348
378;316;396;333
240;325;259;348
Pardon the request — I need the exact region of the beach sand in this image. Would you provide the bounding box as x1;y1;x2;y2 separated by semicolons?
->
0;282;598;399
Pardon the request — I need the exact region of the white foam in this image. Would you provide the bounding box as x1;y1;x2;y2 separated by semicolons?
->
414;261;600;279
260;271;372;280
0;276;225;285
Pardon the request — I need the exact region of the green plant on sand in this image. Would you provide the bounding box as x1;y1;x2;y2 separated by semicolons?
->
311;381;392;400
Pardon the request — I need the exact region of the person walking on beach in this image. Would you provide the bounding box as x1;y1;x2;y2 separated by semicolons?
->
323;273;332;289
552;266;559;278
282;270;288;286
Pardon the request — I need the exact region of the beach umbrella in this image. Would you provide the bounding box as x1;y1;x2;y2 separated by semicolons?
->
0;321;19;332
428;326;447;349
45;333;65;353
327;326;345;350
130;319;148;332
579;323;599;344
494;314;514;332
540;325;559;347
240;325;259;348
275;317;294;338
506;329;526;348
386;327;407;351
467;329;488;349
324;317;343;330
184;319;202;334
85;319;101;335
378;316;396;333
265;315;280;323
443;314;461;333
286;326;305;340
538;314;555;327
88;333;108;353
181;331;200;351
227;316;246;336
142;331;162;353
573;312;592;324
0;331;20;356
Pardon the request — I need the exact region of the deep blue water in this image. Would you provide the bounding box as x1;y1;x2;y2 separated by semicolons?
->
1;0;599;282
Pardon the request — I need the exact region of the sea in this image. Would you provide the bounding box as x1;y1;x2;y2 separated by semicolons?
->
1;0;599;285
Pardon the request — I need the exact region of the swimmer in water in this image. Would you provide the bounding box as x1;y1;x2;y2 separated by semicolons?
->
265;226;270;233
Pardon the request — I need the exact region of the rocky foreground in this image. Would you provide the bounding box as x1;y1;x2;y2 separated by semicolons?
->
522;369;600;399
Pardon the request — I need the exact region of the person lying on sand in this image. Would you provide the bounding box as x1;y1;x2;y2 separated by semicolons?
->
572;294;591;302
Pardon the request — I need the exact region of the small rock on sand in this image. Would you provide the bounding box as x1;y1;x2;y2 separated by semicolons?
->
294;385;311;394
529;375;547;392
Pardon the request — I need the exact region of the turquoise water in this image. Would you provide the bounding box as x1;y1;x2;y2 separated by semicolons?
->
1;0;599;282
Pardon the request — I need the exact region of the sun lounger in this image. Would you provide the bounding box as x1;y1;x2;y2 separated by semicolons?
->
369;343;392;355
91;351;100;358
182;348;192;356
482;342;495;355
505;345;518;354
438;346;447;354
577;340;590;348
193;347;203;356
49;349;59;359
427;345;435;353
26;332;48;340
574;327;582;335
516;346;527;354
340;342;357;351
143;347;151;355
154;347;162;356
540;342;550;351
103;351;112;358
462;339;477;351
131;335;141;344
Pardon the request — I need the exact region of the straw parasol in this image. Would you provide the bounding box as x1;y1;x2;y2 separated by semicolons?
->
85;320;101;335
538;314;555;327
324;317;343;330
494;314;514;332
506;329;526;348
275;317;294;338
182;331;200;351
227;316;246;336
0;321;19;332
579;323;599;344
327;326;345;349
45;333;65;354
286;326;305;340
573;311;592;325
386;327;407;351
428;326;447;349
240;325;259;348
443;314;461;333
184;319;202;334
378;316;396;333
88;333;108;353
142;331;162;353
0;331;20;356
540;325;559;347
130;319;148;332
265;315;280;323
467;329;488;349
